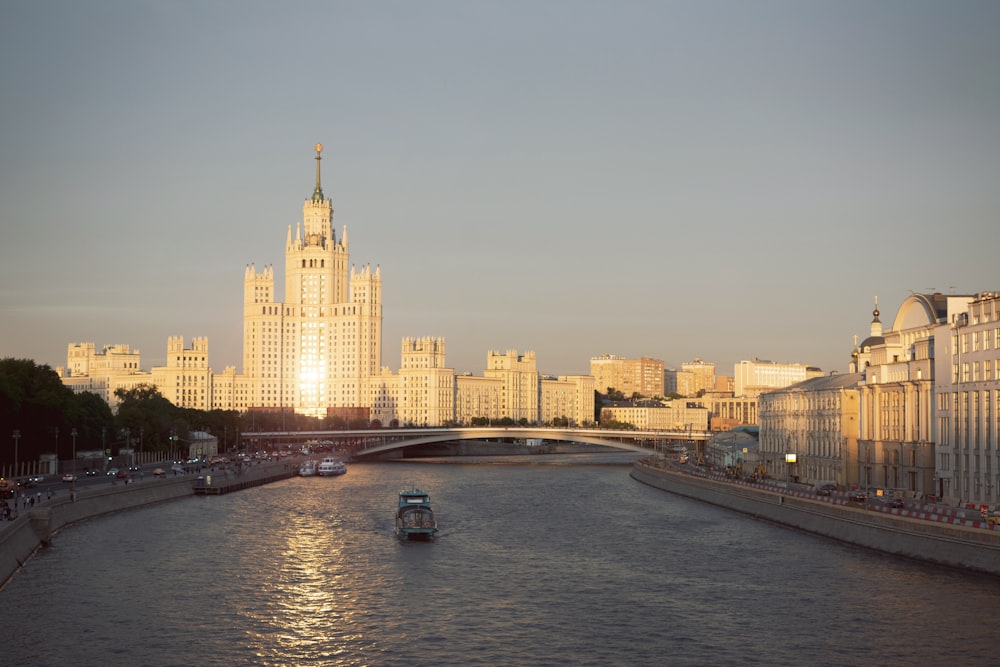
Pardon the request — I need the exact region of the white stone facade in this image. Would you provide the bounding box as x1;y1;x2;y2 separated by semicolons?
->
758;373;861;488
734;359;824;398
933;292;1000;504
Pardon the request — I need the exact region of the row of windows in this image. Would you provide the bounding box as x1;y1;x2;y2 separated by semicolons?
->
957;327;1000;353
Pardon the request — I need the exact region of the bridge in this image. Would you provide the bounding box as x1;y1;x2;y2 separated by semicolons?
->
243;426;708;460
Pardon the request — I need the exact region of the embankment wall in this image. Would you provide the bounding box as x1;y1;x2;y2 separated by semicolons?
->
631;461;1000;577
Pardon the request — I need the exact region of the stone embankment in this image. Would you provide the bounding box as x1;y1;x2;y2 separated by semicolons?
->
631;459;1000;577
1;460;295;587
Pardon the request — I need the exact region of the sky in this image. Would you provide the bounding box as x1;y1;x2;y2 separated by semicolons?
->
1;1;998;380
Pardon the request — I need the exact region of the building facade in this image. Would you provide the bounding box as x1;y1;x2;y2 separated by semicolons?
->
600;402;709;432
238;144;382;417
932;292;1000;504
852;295;958;500
682;358;716;396
590;354;664;397
758;373;861;488
735;359;824;398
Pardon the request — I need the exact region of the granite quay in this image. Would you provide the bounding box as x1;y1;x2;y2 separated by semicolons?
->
631;458;1000;578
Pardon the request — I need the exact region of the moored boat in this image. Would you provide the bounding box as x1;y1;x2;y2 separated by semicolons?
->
317;457;347;476
298;460;317;477
395;488;438;541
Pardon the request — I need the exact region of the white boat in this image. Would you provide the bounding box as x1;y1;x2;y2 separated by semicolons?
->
317;457;347;476
299;460;317;477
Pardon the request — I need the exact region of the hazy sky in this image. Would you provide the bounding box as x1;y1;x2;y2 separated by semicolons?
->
2;1;998;380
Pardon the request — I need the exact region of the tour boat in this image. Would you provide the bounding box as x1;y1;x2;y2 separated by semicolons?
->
395;488;438;541
298;460;317;477
317;457;347;476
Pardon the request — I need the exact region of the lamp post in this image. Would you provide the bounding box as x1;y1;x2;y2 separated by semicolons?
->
71;428;78;490
785;452;797;484
12;430;20;480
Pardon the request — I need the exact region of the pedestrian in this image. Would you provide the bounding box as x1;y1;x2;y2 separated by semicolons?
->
47;489;51;500
36;491;41;505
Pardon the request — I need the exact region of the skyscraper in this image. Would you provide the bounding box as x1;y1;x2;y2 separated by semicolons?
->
241;144;382;417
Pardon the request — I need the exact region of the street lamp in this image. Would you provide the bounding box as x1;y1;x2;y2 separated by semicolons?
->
785;452;797;484
71;428;78;490
12;430;20;480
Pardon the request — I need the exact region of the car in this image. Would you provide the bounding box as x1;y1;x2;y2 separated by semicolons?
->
153;468;166;477
116;469;127;479
85;469;98;477
61;473;76;483
813;482;836;496
886;498;905;508
849;491;867;503
106;468;120;477
23;476;38;488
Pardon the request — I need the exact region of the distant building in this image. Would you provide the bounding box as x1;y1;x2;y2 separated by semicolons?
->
59;343;151;409
682;357;716;396
734;359;824;398
663;368;693;396
58;146;595;428
600;401;709;432
591;354;664;397
701;394;759;430
151;337;212;411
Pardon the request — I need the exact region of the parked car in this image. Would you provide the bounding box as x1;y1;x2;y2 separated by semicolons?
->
886;498;905;508
849;491;867;503
61;473;76;483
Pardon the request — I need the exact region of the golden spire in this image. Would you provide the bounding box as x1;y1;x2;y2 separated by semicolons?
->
313;143;324;202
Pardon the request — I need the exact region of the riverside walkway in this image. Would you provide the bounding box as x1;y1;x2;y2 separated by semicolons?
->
633;458;1000;577
650;457;1000;532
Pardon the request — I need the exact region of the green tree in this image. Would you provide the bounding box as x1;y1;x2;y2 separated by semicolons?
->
0;358;79;462
114;384;176;454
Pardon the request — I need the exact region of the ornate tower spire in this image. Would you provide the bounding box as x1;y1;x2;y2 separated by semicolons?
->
312;142;324;202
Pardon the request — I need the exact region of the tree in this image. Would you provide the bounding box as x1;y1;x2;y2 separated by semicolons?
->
114;384;176;454
0;358;79;462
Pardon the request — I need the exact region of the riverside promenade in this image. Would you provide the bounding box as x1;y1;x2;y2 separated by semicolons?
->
632;457;1000;577
0;459;297;587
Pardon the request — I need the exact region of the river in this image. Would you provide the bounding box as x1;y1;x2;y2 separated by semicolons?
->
2;454;998;666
